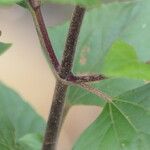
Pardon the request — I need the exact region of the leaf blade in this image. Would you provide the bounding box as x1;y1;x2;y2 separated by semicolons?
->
73;84;150;150
0;0;21;5
0;42;11;55
48;0;150;106
47;0;100;7
102;40;150;80
67;78;144;106
0;83;45;149
17;133;43;150
0;82;46;139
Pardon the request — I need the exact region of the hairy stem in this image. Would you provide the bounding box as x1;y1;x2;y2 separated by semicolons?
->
27;0;60;76
42;5;86;150
26;0;112;149
42;81;68;150
67;74;107;83
59;6;86;79
27;1;110;149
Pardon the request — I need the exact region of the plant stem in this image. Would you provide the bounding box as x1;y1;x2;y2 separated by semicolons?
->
28;1;86;148
27;1;111;149
59;6;86;79
27;0;60;76
42;5;86;150
67;74;107;83
27;0;107;84
42;81;68;150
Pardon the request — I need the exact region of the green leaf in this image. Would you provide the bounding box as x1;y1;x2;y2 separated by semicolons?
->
0;82;46;139
0;112;17;150
102;40;150;80
18;0;135;8
17;133;42;150
48;0;150;74
66;78;144;106
47;0;100;7
48;1;148;106
0;82;45;149
0;42;11;55
73;83;150;150
48;0;150;106
17;1;27;8
0;0;21;5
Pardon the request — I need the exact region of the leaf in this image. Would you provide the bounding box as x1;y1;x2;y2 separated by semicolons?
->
0;112;17;150
0;42;11;55
0;0;21;5
73;83;150;150
46;0;100;7
0;82;45;149
102;40;150;80
0;82;46;139
66;78;144;106
48;1;149;106
17;133;42;150
17;1;27;8
48;0;150;74
48;0;150;106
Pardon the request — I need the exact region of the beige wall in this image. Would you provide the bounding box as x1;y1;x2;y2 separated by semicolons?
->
0;4;100;150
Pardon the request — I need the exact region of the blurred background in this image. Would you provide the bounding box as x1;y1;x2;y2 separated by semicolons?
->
0;3;101;150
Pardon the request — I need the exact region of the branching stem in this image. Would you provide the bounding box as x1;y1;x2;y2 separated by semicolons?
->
27;1;109;150
42;6;85;150
27;3;86;149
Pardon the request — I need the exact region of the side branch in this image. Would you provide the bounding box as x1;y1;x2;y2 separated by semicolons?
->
59;6;86;79
27;0;60;75
67;74;107;83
